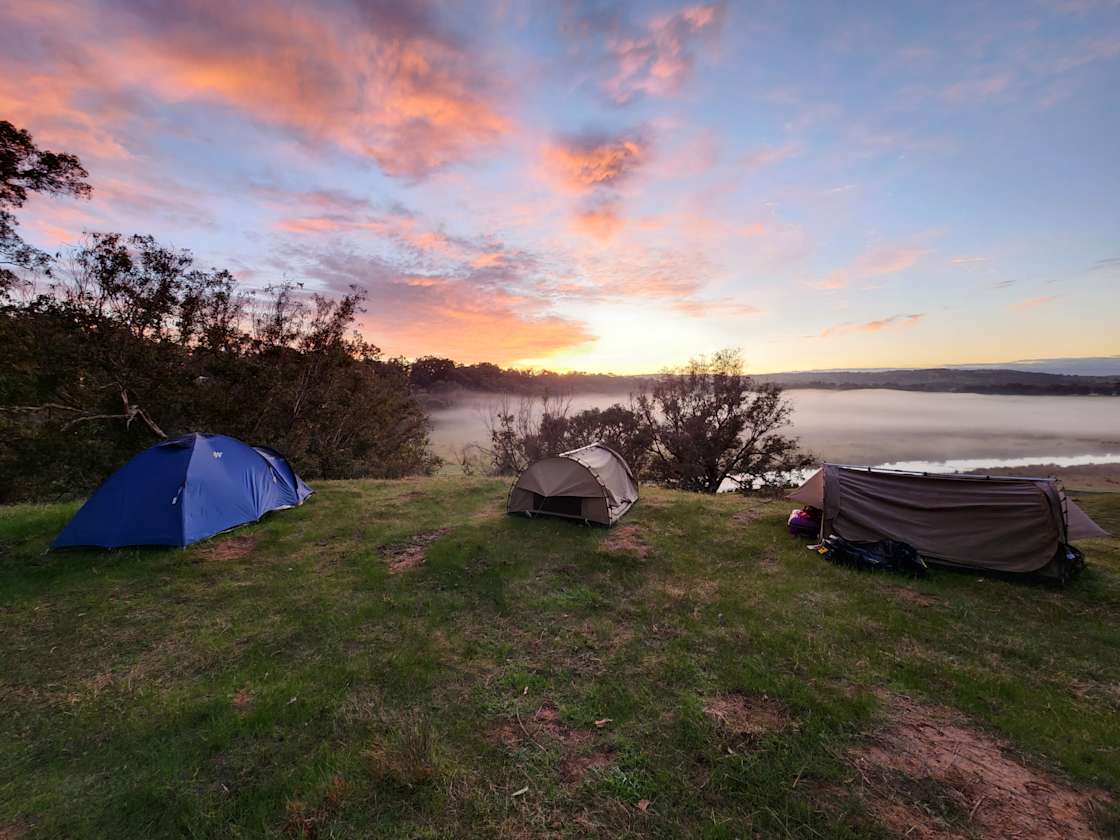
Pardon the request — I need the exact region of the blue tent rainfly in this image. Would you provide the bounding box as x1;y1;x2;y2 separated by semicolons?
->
53;433;312;549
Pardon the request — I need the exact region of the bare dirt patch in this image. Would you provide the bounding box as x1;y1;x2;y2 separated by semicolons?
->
531;702;590;747
731;506;765;526
850;693;1110;840
602;524;650;559
381;528;449;573
232;688;253;711
705;691;792;739
203;535;257;562
492;702;614;785
558;749;615;783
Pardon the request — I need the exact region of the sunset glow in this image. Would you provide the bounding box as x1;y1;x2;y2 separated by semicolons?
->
3;0;1118;372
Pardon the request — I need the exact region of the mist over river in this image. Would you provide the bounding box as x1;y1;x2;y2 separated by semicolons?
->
427;389;1120;470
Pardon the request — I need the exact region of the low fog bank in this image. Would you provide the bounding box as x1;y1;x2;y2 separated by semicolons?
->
426;388;1120;468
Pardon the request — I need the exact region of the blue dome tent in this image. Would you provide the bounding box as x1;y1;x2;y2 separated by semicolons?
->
53;433;313;549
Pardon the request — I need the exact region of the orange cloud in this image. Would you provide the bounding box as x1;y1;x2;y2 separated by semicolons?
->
603;2;727;104
817;313;925;338
543;132;649;193
470;251;505;268
571;201;624;240
280;240;591;366
813;246;928;290
1010;295;1057;311
363;301;593;365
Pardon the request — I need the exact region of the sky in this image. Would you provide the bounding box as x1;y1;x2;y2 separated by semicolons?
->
2;0;1119;374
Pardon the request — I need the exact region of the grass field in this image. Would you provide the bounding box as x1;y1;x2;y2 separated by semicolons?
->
2;477;1119;838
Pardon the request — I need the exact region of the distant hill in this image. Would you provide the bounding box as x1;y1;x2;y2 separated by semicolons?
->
755;367;1120;396
949;356;1120;377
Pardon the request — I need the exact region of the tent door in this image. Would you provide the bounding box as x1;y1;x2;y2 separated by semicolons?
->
532;493;584;517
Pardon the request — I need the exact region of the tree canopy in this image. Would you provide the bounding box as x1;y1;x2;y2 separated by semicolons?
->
0;120;90;295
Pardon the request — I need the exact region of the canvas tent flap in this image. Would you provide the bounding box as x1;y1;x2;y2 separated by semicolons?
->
788;468;824;508
1067;499;1109;540
514;456;606;499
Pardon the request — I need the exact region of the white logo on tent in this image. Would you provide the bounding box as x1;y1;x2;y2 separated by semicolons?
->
212;451;223;459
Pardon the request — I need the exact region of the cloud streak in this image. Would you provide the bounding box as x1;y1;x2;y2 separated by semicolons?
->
817;313;925;339
1010;295;1058;311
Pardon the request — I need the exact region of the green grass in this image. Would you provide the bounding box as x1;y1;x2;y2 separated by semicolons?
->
1;477;1119;838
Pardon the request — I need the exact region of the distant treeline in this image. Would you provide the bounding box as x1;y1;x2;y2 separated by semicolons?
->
410;357;1120;397
408;356;649;395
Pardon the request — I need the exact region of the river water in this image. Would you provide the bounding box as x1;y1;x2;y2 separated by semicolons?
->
427;388;1120;471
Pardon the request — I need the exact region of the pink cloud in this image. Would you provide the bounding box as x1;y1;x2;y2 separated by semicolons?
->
740;143;799;171
813;246;929;290
571;201;625;241
602;2;727;104
1010;294;1058;311
0;0;511;180
941;75;1012;104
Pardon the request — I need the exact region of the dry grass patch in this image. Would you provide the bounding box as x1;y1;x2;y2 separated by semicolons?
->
882;585;940;608
661;578;718;602
202;534;258;561
602;524;650;558
850;694;1110;840
381;528;449;573
1070;680;1120;709
705;691;793;739
283;775;348;838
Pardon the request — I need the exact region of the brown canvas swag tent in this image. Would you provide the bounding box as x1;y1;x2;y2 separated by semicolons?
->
507;442;638;526
790;464;1108;578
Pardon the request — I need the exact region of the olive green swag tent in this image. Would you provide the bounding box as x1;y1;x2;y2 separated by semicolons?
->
790;464;1108;578
507;442;638;526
